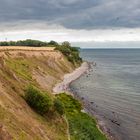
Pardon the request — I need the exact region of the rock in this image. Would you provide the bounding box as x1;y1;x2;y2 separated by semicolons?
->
90;101;94;104
110;119;120;126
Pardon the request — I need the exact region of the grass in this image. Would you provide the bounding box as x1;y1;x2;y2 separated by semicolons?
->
0;49;107;140
56;93;107;140
0;56;71;139
24;85;68;139
24;85;53;115
6;58;33;80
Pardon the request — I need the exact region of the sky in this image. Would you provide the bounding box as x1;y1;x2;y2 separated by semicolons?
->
0;0;140;47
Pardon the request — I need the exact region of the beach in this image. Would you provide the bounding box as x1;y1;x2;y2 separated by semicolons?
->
53;62;89;94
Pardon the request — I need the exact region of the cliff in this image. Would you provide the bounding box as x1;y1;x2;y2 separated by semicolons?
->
0;47;75;140
0;46;107;140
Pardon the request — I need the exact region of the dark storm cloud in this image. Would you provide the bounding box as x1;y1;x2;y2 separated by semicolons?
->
0;0;140;29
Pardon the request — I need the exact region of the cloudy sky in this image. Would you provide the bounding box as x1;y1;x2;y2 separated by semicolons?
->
0;0;140;47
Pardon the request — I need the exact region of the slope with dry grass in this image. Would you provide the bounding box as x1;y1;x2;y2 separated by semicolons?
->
0;47;75;140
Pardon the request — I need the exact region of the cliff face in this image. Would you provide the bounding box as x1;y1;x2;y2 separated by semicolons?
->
0;48;75;140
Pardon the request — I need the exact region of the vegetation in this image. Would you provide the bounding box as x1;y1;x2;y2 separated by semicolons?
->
0;39;82;64
0;45;107;139
25;85;53;115
0;39;70;48
54;98;65;115
0;39;48;47
0;38;107;140
6;58;33;80
1;52;73;139
24;86;107;140
0;39;60;47
48;40;59;46
55;41;82;65
0;39;82;65
24;85;65;116
56;93;107;140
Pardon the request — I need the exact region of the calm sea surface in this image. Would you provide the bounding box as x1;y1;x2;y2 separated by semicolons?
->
70;49;140;140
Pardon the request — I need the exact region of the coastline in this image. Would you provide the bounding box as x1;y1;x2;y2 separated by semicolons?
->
53;62;89;94
53;61;113;140
74;93;116;140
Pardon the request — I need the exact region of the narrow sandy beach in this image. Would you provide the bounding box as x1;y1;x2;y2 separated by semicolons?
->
53;62;89;94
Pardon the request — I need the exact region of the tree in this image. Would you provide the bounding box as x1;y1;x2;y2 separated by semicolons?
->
0;39;48;47
48;40;58;46
62;41;71;47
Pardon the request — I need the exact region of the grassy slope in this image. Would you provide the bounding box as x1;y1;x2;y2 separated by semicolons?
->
56;93;107;140
0;49;107;140
0;50;74;140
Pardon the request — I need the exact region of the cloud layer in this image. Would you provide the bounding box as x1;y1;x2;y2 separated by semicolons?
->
0;0;140;29
0;0;140;45
1;28;140;43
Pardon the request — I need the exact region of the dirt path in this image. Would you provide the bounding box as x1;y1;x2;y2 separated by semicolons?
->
63;116;71;140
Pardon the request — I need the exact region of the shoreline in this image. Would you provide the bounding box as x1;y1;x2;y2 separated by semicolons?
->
53;61;113;140
73;93;116;140
53;62;90;94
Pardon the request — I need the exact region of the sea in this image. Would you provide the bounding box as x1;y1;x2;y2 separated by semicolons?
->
70;49;140;140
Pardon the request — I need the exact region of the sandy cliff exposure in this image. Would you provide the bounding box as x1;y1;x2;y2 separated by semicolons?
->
0;47;75;140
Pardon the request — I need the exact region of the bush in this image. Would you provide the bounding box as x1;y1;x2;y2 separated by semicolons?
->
48;40;58;46
25;85;52;115
56;93;82;113
55;44;82;65
54;98;65;115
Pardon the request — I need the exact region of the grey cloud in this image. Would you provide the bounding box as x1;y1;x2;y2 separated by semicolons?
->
0;0;140;29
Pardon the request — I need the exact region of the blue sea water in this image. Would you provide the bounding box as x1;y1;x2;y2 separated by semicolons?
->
70;49;140;140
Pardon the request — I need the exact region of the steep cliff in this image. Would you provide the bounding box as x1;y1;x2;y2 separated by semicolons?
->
0;48;75;140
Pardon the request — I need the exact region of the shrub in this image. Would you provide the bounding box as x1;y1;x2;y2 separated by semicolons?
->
25;85;52;115
48;40;58;46
56;93;82;113
55;44;82;65
54;98;65;115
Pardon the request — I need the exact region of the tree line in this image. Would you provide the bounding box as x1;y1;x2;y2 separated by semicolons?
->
0;39;59;47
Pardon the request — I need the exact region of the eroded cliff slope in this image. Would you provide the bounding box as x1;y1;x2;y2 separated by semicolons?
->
0;48;74;140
